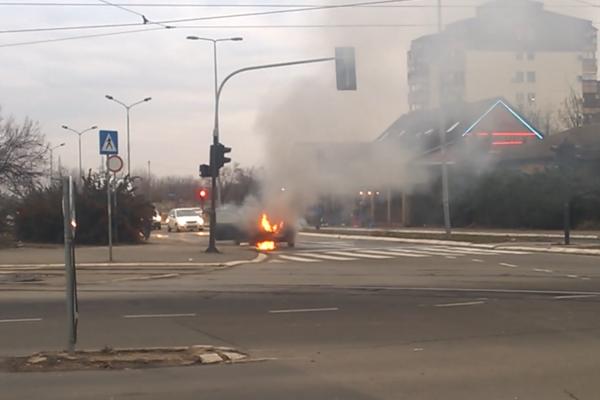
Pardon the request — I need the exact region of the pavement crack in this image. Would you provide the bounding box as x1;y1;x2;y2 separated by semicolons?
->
564;389;581;400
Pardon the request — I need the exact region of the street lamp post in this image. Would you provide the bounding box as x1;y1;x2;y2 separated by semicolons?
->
62;124;97;179
49;142;66;183
187;35;243;253
105;95;152;176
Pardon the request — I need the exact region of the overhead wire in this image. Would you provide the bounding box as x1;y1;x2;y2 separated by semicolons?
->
96;0;173;28
0;26;164;48
0;23;438;48
0;1;597;7
0;0;435;34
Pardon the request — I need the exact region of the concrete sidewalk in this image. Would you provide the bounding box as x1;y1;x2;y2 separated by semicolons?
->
0;241;259;267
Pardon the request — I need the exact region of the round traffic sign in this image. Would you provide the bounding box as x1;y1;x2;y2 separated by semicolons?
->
107;155;124;173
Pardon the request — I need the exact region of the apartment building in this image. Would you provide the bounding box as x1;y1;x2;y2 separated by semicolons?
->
407;0;599;126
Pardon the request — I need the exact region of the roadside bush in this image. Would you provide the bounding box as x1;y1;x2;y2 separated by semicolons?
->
14;173;153;244
410;165;600;229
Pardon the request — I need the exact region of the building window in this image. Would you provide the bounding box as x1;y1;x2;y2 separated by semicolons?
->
514;71;524;83
527;51;535;60
527;71;536;82
528;93;536;103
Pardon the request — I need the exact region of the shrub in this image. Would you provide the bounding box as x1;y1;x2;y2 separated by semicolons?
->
14;173;153;244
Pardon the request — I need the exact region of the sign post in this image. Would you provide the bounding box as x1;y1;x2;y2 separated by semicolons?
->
99;131;119;262
62;176;78;353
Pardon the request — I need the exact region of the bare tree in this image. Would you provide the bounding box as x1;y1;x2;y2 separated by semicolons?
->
0;109;48;197
519;104;557;136
558;89;585;130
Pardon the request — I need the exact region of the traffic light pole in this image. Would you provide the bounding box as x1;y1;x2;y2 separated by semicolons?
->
206;56;335;253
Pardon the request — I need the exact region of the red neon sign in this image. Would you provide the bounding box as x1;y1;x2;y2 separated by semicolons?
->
476;132;534;137
492;140;524;146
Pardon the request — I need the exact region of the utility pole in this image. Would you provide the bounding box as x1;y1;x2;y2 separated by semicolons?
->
62;125;97;180
49;143;66;184
147;160;151;201
105;95;152;176
438;0;452;236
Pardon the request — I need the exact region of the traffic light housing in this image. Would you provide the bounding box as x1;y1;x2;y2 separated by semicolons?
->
199;164;211;178
335;47;357;91
210;142;232;171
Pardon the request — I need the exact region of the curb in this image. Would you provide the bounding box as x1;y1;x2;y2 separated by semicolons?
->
0;252;267;270
300;232;600;257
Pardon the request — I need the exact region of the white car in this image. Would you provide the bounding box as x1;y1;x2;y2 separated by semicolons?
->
166;208;205;232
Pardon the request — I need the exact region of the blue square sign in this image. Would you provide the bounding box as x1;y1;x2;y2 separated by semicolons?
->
99;130;118;155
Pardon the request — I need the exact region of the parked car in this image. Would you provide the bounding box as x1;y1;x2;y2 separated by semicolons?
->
166;208;204;232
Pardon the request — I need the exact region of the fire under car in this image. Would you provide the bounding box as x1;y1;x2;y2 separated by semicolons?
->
215;206;296;248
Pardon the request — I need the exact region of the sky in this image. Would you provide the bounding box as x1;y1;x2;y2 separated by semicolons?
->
1;0;598;177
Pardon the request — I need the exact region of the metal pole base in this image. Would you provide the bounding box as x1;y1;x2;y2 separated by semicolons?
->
205;246;220;254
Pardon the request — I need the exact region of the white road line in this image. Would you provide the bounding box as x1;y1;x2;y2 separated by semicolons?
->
421;247;497;256
347;286;600;297
438;246;530;255
390;247;459;257
327;251;392;259
269;307;339;314
296;252;356;261
554;294;598;300
566;274;579;279
472;259;484;263
581;277;592;281
355;249;428;258
278;255;320;263
0;318;42;324
533;268;553;273
434;301;485;308
445;256;457;259
122;313;196;319
500;263;518;268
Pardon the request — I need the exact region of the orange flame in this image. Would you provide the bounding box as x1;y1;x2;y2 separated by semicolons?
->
260;213;284;233
256;241;276;251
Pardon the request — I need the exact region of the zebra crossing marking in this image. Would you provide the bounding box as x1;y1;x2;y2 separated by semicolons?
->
356;249;429;258
297;252;356;261
270;245;531;263
388;247;462;257
326;251;392;259
278;255;320;263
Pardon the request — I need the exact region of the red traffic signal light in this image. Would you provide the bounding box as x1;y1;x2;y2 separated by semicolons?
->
196;188;209;201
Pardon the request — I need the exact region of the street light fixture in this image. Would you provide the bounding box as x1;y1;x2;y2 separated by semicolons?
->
49;142;66;182
187;35;244;253
62;124;97;179
104;94;152;176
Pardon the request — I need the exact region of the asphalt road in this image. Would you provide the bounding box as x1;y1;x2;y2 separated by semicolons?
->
1;233;600;399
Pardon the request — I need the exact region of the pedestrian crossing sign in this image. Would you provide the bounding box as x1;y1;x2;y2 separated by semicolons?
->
99;130;118;155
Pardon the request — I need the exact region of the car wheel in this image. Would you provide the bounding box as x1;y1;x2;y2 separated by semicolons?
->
288;241;295;248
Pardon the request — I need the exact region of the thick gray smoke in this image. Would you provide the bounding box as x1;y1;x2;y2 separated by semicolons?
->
253;11;428;219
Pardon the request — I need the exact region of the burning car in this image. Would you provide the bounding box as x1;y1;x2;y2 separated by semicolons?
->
215;207;295;249
251;213;295;251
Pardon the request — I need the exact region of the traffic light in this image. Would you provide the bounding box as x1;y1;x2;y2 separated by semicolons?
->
335;47;357;91
210;142;232;171
199;164;211;178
